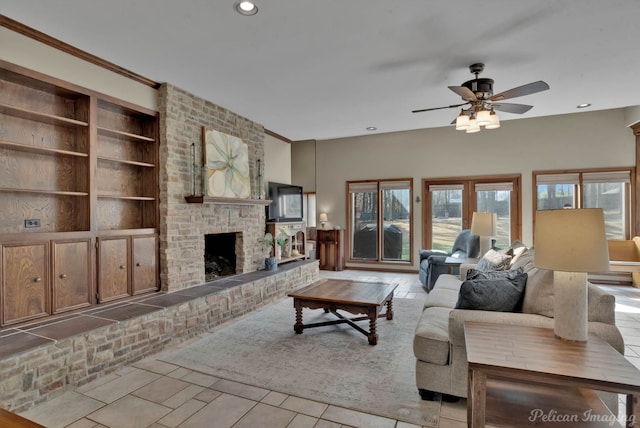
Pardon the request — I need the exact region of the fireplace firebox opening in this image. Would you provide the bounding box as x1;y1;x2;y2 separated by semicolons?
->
204;233;238;281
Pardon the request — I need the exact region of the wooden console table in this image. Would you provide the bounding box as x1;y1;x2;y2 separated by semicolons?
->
465;322;640;427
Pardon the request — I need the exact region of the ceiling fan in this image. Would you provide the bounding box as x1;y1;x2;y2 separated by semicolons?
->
412;63;549;132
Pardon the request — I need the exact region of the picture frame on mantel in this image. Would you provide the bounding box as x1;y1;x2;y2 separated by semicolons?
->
202;127;251;199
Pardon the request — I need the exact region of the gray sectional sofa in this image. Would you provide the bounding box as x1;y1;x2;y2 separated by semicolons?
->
413;244;624;411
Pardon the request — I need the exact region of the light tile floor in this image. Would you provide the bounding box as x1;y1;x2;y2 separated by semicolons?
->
17;270;640;428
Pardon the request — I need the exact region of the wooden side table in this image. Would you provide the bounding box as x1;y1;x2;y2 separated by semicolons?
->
317;229;344;271
464;322;640;427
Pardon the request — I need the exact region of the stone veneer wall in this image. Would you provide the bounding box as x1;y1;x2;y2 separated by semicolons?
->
1;262;318;412
158;83;267;292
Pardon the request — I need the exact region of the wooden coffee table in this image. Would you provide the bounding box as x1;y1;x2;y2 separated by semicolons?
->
465;322;640;427
287;279;397;345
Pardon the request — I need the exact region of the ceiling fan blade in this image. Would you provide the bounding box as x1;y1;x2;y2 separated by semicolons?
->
491;102;533;114
412;102;468;113
489;81;549;101
448;86;477;101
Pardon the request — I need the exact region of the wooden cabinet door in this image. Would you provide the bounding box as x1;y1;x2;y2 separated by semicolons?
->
52;239;92;313
98;237;129;302
1;242;49;325
132;235;158;294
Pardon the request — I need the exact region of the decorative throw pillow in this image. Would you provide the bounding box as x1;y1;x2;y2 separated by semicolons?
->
466;266;524;281
455;273;528;312
475;248;513;272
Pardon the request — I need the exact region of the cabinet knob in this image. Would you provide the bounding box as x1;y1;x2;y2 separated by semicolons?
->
60;274;67;279
119;265;125;269
136;262;141;267
34;277;42;283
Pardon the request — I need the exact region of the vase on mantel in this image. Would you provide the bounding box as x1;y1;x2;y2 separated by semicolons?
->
265;257;277;271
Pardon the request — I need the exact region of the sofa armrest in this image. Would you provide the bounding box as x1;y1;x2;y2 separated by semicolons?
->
448;309;554;347
587;283;616;325
459;263;477;281
419;249;448;262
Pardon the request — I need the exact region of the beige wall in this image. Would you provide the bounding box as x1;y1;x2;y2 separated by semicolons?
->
291;139;317;192
309;108;636;271
0;27;156;110
264;134;292;186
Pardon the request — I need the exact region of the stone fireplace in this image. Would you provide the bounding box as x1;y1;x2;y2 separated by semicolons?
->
204;232;240;281
158;83;268;292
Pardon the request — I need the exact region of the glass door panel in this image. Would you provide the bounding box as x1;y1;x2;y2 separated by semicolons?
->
430;187;463;251
477;189;511;249
350;188;379;260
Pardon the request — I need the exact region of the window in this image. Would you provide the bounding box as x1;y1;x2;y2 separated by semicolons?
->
534;169;633;239
423;175;521;251
348;179;412;263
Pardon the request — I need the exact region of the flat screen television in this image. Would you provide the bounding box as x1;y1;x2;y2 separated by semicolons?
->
267;182;304;222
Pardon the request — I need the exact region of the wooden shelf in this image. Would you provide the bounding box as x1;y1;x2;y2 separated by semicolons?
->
0;187;88;196
0;103;89;128
185;195;272;205
97;156;155;168
0;140;88;158
98;194;156;201
97;126;155;143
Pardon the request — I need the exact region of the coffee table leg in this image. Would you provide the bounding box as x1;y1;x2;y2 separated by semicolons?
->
386;298;394;320
368;309;378;345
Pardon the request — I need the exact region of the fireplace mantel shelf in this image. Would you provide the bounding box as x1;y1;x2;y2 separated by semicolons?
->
185;195;272;206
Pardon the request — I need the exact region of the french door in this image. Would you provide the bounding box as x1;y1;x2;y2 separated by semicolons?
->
422;175;521;251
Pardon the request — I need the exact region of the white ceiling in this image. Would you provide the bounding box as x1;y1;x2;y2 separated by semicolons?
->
1;1;639;141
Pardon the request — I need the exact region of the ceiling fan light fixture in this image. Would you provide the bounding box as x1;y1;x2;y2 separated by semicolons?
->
466;117;480;133
476;109;491;126
455;111;470;130
484;110;501;129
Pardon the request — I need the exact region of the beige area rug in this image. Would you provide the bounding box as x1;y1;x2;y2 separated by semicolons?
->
159;296;440;427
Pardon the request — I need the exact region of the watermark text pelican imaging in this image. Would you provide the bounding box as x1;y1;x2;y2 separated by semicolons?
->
529;408;634;426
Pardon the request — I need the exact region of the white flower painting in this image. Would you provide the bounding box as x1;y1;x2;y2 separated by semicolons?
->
203;128;250;198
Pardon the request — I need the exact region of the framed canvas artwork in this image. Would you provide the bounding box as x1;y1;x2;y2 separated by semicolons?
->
202;127;251;198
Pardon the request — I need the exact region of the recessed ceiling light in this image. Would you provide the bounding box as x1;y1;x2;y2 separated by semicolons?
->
366;127;377;131
234;1;258;16
577;103;591;109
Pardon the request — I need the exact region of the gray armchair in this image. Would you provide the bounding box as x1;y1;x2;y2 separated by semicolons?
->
418;229;480;292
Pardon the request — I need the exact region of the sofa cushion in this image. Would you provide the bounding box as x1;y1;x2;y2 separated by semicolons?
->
423;274;462;309
509;247;555;317
475;248;513;271
455;273;528;312
413;306;452;365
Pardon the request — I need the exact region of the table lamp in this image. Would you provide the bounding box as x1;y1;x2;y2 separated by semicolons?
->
471;212;497;256
319;212;328;229
534;208;609;342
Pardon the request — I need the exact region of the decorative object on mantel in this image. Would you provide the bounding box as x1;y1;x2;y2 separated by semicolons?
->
202;127;250;198
534;208;610;342
256;158;264;199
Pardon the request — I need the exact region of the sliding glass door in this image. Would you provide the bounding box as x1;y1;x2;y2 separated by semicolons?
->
423;175;521;250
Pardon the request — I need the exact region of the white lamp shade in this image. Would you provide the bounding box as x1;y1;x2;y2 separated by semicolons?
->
484;111;501;129
318;212;328;222
466;118;480;133
476;109;491;126
534;208;610;272
455;114;469;130
471;212;497;236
